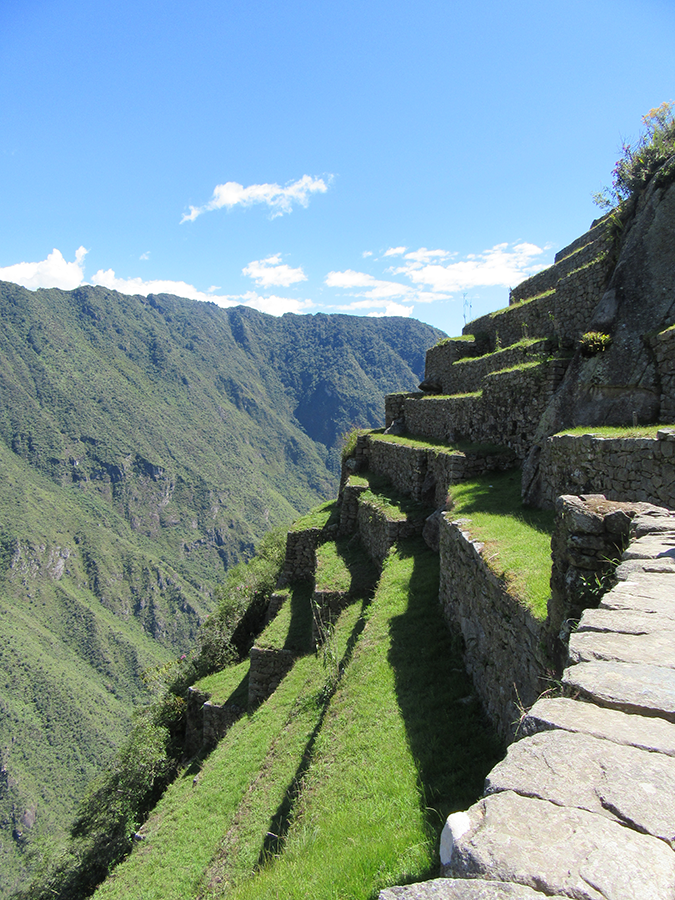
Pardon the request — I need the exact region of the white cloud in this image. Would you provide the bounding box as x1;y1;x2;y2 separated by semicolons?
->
361;250;373;258
0;246;88;290
181;174;331;223
383;246;407;257
242;254;307;288
333;298;414;317
89;269;312;317
324;269;413;300
140;251;150;260
401;247;452;264
394;242;547;293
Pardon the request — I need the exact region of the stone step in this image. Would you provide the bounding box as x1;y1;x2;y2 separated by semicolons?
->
563;659;675;721
522;696;675;756
440;791;675;900
485;728;675;846
379;879;564;899
354;481;431;565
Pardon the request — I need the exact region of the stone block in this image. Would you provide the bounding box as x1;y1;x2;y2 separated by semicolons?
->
563;659;675;721
380;880;564;899
522;696;675;756
485;729;675;845
441;791;675;900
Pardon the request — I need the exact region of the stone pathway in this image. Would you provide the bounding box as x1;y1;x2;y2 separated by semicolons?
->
382;507;675;899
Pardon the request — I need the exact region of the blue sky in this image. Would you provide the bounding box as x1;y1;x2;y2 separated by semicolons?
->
1;0;673;336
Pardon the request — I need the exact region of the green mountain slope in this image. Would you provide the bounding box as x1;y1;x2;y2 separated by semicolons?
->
0;281;443;895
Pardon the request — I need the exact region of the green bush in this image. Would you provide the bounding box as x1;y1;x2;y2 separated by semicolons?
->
579;331;612;356
594;102;675;209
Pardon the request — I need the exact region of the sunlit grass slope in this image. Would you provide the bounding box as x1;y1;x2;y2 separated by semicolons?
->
92;538;499;900
447;470;554;618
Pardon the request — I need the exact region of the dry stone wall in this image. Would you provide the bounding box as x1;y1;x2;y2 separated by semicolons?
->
248;646;296;707
279;527;323;584
357;498;425;566
438;514;547;742
184;687;244;756
537;430;675;508
433;340;551;396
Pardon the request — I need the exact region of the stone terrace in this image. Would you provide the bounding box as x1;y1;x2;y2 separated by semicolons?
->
385;506;675;900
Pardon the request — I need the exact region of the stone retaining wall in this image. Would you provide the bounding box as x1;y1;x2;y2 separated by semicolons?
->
402;359;569;459
548;494;652;670
248;646;296;707
338;478;368;534
279;527;323;584
438;514;547;742
655;325;675;422
424;337;489;389
434;340;551;396
537;430;675;508
466;254;611;351
184;687;244;756
367;437;516;509
357;498;425;566
312;588;351;645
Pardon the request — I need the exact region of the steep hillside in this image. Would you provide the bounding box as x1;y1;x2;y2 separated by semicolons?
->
0;281;443;896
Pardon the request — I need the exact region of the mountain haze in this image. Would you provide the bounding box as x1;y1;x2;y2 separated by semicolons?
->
0;280;443;894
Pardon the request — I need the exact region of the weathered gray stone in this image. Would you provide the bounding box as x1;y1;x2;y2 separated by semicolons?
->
563;660;675;720
622;533;675;559
615;558;675;580
576;606;666;633
600;575;675;616
569;628;675;668
485;729;675;845
522;696;675;756
442;791;675;900
379;879;564;899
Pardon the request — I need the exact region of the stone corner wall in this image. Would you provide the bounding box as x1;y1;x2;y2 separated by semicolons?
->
248;645;296;707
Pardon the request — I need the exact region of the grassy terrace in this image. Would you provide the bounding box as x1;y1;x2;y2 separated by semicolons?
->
255;582;314;655
450;337;543;365
315;537;377;597
192;659;251;706
357;472;433;522
289;499;339;532
555;424;675;438
369;432;512;458
447;470;554;619
419;390;482;400
91;538;499;900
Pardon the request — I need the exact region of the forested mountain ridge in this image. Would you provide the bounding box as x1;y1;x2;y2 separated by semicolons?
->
0;280;443;896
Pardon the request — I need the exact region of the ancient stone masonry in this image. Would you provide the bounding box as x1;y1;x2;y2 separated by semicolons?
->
184;686;244;757
278;527;324;584
248;646;296;707
438;514;547;742
433;507;675;900
537;429;675;508
356;496;425;567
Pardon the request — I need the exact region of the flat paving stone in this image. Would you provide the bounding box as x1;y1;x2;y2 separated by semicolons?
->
569;629;675;668
442;791;675;900
615;558;675;580
622;533;675;559
563;660;675;720
485;729;675;845
576;607;668;633
522;696;675;755
379;880;564;899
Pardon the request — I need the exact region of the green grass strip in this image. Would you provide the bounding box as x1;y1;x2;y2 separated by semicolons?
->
448;470;554;619
223;540;499;900
92;603;365;900
555;424;675;439
255;583;314;654
191;660;250;706
289;500;339;533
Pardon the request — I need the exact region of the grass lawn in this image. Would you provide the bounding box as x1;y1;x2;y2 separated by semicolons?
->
447;470;554;619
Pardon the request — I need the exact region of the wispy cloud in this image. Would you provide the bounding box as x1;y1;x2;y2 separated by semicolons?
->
242;254;307;288
0;247;88;290
324;269;414;301
383;246;407;257
181;174;331;223
393;242;547;292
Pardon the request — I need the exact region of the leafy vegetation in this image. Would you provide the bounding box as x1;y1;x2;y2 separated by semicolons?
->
67;538;498;900
447;470;554;618
593;101;675;210
579;331;612;355
0;280;442;894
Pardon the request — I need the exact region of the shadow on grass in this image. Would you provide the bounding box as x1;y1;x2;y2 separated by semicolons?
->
282;582;315;654
256;593;373;866
386;538;502;877
449;469;554;536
